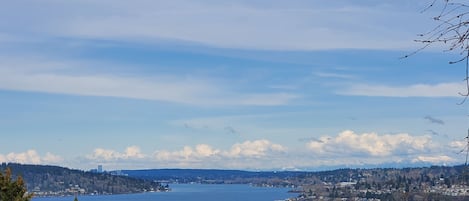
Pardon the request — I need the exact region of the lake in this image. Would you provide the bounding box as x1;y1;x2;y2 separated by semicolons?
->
32;184;296;201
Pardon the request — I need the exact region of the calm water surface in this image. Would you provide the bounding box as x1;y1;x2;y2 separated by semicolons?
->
33;184;295;201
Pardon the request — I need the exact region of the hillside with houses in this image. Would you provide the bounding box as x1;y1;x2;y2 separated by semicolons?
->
0;163;169;197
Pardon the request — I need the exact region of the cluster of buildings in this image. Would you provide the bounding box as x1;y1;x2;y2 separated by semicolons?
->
89;165;104;173
288;179;469;201
89;165;128;176
426;184;469;196
31;184;86;197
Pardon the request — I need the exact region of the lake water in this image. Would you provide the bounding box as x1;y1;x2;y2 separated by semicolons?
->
33;184;296;201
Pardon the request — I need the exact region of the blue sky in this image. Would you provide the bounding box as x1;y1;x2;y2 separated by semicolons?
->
1;0;468;170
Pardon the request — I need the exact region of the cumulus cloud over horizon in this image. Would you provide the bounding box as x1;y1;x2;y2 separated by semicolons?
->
82;140;287;169
0;150;63;164
1;131;462;170
304;130;461;166
84;140;286;165
87;145;145;161
80;131;461;170
154;139;286;162
307;130;434;157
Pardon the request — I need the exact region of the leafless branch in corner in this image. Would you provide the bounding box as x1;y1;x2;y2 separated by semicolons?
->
404;0;469;103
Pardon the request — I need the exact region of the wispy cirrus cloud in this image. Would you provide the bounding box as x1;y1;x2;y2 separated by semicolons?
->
0;1;427;50
338;82;464;97
314;72;356;79
0;58;298;106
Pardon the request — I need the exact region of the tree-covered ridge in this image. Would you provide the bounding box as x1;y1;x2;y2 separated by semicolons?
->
123;165;469;186
0;163;169;196
295;165;469;200
125;165;469;200
124;168;307;184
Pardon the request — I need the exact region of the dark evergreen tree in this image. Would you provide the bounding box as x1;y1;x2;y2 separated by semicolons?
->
0;168;33;201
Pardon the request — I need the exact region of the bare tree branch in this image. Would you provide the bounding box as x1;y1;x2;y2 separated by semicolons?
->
407;0;469;102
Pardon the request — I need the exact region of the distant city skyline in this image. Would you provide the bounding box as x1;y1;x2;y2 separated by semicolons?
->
0;0;468;170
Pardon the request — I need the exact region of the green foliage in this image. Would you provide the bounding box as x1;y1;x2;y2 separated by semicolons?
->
0;168;33;201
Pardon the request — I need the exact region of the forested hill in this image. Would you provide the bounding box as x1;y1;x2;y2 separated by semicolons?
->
123;169;312;186
123;165;469;188
0;163;168;196
123;169;307;183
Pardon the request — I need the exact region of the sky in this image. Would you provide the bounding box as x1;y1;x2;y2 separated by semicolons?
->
1;0;469;171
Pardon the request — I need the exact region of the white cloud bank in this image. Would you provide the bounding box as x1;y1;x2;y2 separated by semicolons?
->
0;150;63;164
412;155;454;163
82;140;286;169
78;132;463;170
307;130;433;156
152;140;287;169
0;132;461;170
305;130;458;166
154;139;286;161
87;146;145;161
